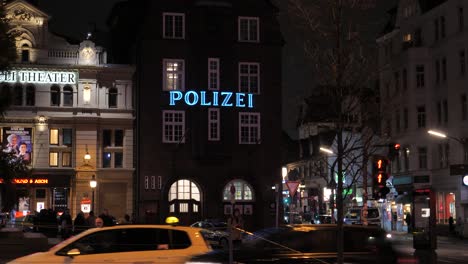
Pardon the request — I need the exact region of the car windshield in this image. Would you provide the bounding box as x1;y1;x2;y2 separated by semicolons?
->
346;209;361;219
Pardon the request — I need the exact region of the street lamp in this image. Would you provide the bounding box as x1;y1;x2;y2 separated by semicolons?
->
427;130;468;162
320;146;334;155
90;175;97;212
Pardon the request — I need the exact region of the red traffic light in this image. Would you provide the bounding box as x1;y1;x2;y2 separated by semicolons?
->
394;143;401;150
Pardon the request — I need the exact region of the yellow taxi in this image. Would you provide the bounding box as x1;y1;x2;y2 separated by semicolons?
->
7;223;212;264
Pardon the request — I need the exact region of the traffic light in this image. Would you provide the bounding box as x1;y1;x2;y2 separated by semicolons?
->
388;143;401;160
372;157;389;198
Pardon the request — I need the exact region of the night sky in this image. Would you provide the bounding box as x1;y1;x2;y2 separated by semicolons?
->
35;0;396;139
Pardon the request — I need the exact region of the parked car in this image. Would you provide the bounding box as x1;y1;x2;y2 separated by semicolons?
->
344;207;381;226
14;214;36;232
186;224;414;264
313;214;332;224
191;220;229;249
7;224;212;264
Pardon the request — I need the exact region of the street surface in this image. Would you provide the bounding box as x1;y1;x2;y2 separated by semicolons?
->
392;232;468;264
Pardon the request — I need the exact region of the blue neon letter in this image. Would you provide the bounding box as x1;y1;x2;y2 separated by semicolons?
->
248;93;253;108
212;91;219;106
169;91;183;106
184;91;199;106
200;91;212;106
236;93;246;107
221;92;233;107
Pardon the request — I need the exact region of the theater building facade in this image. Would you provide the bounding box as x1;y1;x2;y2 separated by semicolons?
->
131;0;283;229
0;0;134;219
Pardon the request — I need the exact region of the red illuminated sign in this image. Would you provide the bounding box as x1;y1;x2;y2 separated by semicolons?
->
0;178;48;184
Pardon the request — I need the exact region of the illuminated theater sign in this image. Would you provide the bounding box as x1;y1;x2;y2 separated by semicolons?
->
0;70;77;84
169;90;254;108
0;178;49;184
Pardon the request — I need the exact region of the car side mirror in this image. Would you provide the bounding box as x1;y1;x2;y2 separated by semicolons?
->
67;248;81;257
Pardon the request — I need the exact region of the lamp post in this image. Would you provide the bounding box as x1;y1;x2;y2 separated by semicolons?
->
90;175;97;212
428;130;468;162
84;144;91;163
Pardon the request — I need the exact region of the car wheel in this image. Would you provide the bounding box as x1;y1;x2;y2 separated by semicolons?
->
220;238;228;249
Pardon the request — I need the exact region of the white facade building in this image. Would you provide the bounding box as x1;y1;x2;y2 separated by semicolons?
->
0;0;135;219
377;0;468;224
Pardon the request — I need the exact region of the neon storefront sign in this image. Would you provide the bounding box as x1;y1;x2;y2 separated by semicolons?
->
0;178;48;184
0;70;77;84
169;91;254;108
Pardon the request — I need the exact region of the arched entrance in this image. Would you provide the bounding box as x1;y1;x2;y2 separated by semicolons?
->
168;179;201;225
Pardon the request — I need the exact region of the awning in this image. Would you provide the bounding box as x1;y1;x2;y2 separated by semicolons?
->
395;194;412;204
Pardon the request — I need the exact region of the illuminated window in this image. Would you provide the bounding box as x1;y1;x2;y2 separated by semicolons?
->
403;34;412;42
222;179;254;202
108;88;118;108
163;59;184;91
239;112;260;144
63;86;73;106
208;108;220;141
163;13;185;39
239;62;260;94
83;85;91;104
162;110;185;143
168;179;200;214
49;152;58;167
102;129;124;168
238;17;259;42
208;58;220;90
49;128;73;168
144;176;149;190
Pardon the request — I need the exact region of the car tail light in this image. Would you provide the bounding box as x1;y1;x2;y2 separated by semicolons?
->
397;257;419;263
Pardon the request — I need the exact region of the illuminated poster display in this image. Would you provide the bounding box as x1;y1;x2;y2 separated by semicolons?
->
2;127;32;164
169;90;254;108
0;70;78;84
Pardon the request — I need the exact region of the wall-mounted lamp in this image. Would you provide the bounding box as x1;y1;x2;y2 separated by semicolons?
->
84;144;91;162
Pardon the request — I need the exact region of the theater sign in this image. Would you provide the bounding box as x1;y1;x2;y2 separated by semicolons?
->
0;70;78;84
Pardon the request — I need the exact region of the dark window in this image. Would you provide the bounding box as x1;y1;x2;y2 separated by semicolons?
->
36;189;46;199
114;152;123;168
403;108;408;129
416;65;425;88
50;85;60;106
417;106;426;128
435;60;440;84
440;16;446;38
108;88;117;108
21;45;29;62
26;85;35;106
395;110;400;133
418;147;428;169
103;152;111;168
62;128;73;146
459;7;465;32
462;94;467;121
442;58;447;81
394;71;400;93
13;84;23;105
103;130;112;147
460;50;466;76
437;102;442;124
63;86;73;106
115;130;124;146
57;230;120;255
443;99;448;123
434;19;439;41
62;152;72;167
402;69;407;90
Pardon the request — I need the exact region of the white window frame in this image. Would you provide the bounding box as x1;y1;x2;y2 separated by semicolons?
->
238;16;259;42
163;59;185;91
151;176;156;189
238;62;260;94
162;110;186;143
144;176;149;190
208;58;220;90
239;112;261;144
163;12;185;39
208;108;220;141
102;129;124;169
49;128;73;168
158;176;162;190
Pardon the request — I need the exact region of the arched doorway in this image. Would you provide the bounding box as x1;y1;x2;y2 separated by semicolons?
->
168;179;201;225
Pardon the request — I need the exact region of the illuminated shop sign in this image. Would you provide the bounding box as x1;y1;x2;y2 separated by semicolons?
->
0;178;48;184
169;91;254;108
0;70;77;84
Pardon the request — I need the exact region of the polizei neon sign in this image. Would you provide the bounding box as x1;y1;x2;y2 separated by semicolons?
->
169;91;254;108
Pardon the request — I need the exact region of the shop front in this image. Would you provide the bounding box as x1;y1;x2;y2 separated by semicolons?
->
382;175;413;232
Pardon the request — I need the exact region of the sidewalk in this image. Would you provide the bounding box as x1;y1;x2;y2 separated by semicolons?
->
389;230;468;244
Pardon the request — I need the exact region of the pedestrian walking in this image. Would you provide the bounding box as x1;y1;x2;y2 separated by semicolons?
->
99;209;116;227
405;212;412;233
59;209;73;239
227;208;244;247
449;216;454;234
86;211;97;227
73;211;88;234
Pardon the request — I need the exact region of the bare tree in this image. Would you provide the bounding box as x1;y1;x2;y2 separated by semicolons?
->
286;0;385;263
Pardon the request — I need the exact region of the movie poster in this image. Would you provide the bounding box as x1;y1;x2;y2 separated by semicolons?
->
2;127;32;164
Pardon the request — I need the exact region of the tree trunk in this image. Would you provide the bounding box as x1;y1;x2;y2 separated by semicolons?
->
336;129;344;264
